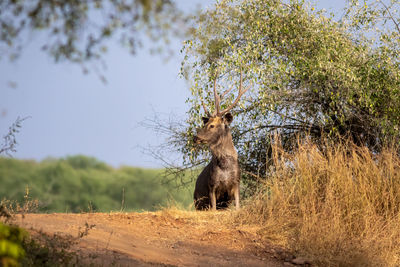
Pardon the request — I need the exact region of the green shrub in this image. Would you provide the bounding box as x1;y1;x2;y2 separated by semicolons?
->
0;223;26;267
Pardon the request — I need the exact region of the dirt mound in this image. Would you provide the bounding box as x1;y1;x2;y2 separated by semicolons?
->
14;210;288;266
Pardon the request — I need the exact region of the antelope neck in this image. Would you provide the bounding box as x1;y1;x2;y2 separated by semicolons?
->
209;131;237;160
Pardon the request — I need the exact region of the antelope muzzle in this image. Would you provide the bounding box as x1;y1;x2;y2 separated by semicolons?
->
193;134;204;144
194;127;209;144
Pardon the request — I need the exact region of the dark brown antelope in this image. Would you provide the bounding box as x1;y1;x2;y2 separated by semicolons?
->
193;71;250;211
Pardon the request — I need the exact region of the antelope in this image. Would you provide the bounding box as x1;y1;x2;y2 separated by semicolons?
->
193;71;250;211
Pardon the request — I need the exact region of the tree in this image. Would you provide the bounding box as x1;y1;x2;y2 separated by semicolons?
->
0;0;191;157
171;0;400;192
0;0;188;64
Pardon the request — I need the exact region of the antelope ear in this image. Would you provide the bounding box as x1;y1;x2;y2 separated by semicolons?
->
202;117;210;124
223;113;233;124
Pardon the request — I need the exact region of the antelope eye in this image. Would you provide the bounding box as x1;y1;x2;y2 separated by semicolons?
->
210;125;215;129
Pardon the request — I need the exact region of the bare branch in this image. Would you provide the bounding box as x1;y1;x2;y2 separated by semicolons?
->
378;0;400;34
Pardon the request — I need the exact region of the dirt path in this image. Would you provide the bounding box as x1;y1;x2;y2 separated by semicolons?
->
14;210;288;266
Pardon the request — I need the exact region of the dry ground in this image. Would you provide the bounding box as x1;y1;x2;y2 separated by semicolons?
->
13;210;293;266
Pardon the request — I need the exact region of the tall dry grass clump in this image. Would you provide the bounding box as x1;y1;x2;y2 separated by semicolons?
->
238;139;400;266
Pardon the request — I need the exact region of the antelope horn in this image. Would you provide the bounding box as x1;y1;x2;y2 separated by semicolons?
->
201;100;211;117
219;69;250;116
212;71;220;116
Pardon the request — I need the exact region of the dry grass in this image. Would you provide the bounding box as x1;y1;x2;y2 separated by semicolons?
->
236;139;400;266
0;186;39;217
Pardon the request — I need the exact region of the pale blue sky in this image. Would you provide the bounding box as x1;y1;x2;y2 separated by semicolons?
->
0;0;346;168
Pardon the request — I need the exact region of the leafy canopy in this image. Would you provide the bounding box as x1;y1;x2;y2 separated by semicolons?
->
178;0;400;186
0;0;187;64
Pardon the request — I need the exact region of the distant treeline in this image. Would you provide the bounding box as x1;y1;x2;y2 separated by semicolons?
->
0;155;195;212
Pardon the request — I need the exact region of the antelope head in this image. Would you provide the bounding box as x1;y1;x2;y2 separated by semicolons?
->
194;70;250;145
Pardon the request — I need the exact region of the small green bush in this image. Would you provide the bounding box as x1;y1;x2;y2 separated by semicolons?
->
0;223;26;267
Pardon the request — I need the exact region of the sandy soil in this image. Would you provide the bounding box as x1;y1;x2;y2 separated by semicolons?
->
13;210;290;266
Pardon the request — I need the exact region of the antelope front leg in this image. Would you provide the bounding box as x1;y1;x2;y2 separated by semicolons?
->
209;188;217;211
234;184;240;210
